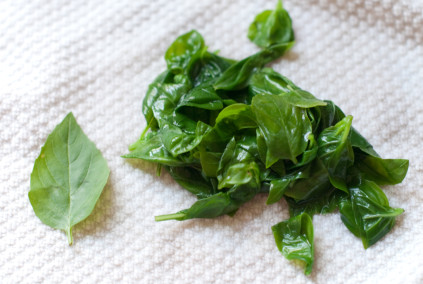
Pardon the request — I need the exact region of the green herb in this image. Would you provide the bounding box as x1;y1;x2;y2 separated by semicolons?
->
29;113;110;245
125;0;408;274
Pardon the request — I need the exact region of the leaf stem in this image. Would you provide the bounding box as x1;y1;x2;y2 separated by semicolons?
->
155;213;186;221
66;227;73;245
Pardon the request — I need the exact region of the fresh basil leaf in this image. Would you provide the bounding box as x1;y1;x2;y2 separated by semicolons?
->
339;179;404;249
165;30;206;75
29;113;110;245
252;94;312;166
214;43;293;90
288;134;318;169
248;0;294;48
272;212;314;275
317;115;354;193
199;149;222;178
354;150;409;185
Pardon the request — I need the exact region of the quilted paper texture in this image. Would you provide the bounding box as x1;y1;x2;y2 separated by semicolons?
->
0;0;422;283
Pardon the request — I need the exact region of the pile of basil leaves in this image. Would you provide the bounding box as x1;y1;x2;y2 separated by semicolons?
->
124;1;408;275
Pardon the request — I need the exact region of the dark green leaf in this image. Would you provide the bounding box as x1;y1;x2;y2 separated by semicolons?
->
350;128;379;157
339;179;403;249
124;132;194;166
214;43;293;90
317;115;354;193
167;166;216;199
272;212;314;275
165;30;206;75
29;113;110;245
354;150;409;185
252;94;312;166
177;84;223;111
248;0;294;48
155;192;240;221
191;52;235;86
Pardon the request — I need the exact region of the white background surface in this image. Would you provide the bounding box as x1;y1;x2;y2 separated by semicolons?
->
1;0;423;283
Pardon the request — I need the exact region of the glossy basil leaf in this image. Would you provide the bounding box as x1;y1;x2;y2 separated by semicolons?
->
29;113;110;245
142;70;175;131
124;132;193;166
266;179;290;205
155;192;240;221
249;68;325;108
339;179;404;249
177;84;223;111
317;115;354;193
256;128;286;175
272;212;314;275
160;121;211;156
167;166;216;199
316;100;346;134
354;150;409;185
217;138;260;189
214;42;293;90
350;128;379;157
165;30;206;75
252;94;311;166
289;134;318;169
190;51;235;86
199;149;221;177
248;0;294;48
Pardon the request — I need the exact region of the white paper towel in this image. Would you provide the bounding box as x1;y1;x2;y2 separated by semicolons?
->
1;0;422;283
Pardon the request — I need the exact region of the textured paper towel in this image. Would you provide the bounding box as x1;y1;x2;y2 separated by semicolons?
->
1;0;423;283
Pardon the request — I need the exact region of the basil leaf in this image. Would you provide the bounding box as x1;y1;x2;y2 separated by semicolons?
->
354;150;409;185
248;0;294;48
272;212;314;275
214;43;293;90
252;94;312;166
165;30;206;75
155;192;240;221
350;127;379;157
29;113;110;245
317;115;354;193
177;84;224;111
339;179;404;249
190;51;235;86
250;68;326;108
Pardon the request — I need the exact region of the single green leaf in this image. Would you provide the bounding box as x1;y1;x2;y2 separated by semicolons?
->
354;150;409;185
249;68;326;108
317;115;354;193
350;128;379;157
29;113;110;245
165;30;206;75
248;0;294;48
339;179;404;249
214;43;293;90
266;179;290;205
155;192;240;221
252;94;312;166
288;134;318;169
272;212;314;275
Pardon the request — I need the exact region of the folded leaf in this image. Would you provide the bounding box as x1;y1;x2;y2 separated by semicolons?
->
248;0;294;48
317;115;354;193
339;179;403;249
272;212;314;275
252;94;311;166
29;113;110;245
